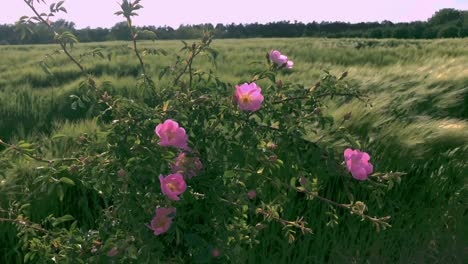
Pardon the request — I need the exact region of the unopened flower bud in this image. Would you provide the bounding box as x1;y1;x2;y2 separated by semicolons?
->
300;176;307;186
276;80;283;88
247;190;257;199
255;223;266;230
266;142;277;150
118;169;126;178
69;165;78;173
343;112;352;121
268;155;278;162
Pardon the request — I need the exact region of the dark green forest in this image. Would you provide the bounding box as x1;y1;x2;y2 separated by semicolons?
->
0;8;467;44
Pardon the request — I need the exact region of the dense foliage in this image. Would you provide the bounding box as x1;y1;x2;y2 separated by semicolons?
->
1;8;467;45
0;0;406;263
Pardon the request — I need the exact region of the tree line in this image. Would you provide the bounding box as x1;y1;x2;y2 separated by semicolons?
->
0;8;466;45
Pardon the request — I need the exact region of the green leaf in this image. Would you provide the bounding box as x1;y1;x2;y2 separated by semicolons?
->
24;252;32;263
290;177;297;187
52;214;75;226
223;170;236;178
56;1;65;8
59;177;75;186
18;142;33;149
39;61;52;75
57;184;64;202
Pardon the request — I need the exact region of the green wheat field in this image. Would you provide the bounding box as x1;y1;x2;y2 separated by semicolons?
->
1;38;467;262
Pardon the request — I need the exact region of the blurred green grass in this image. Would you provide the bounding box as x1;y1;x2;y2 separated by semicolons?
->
0;38;467;262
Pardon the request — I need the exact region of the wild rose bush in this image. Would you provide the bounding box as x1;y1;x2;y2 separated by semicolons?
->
0;1;403;262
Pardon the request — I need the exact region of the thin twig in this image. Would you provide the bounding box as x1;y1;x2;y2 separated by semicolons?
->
0;217;49;234
174;47;202;87
265;175;391;227
220;198;312;234
126;17;149;83
0;139;79;164
23;0;85;73
272;92;361;104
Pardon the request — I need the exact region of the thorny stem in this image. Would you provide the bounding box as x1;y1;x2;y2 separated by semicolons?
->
272;92;362;104
220;198;312;235
0;217;49;234
174;46;202;87
125;17;150;84
23;0;85;73
0;139;79;164
265;176;391;228
188;56;193;88
249;74;268;83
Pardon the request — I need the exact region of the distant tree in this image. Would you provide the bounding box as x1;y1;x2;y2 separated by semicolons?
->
410;22;426;39
438;26;459;38
461;11;468;37
393;25;410;38
422;27;438;39
110;21;131;40
429;8;462;25
369;28;383;38
2;8;467;44
52;19;76;33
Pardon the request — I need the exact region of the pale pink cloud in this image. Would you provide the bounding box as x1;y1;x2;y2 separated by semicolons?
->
1;0;466;29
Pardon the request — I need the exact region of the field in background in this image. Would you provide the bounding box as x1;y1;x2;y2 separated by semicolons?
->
1;38;467;262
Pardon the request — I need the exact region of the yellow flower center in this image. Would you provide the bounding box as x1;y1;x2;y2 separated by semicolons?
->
166;182;178;192
167;132;175;141
155;217;168;228
240;94;251;104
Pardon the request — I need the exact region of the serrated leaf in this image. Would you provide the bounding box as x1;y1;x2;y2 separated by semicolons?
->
59;177;75;186
52;214;74;226
56;1;64;8
51;134;67;140
57;184;64;202
290;177;297;187
18;142;33;149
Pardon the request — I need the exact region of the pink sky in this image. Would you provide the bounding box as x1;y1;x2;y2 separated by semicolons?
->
1;0;467;28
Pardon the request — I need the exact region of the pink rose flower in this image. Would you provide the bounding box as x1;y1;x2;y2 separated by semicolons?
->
155;119;189;150
234;83;264;112
247;190;257;199
286;60;294;69
269;50;288;66
159;173;187;201
146;207;176;235
169;152;203;179
344;148;374;180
